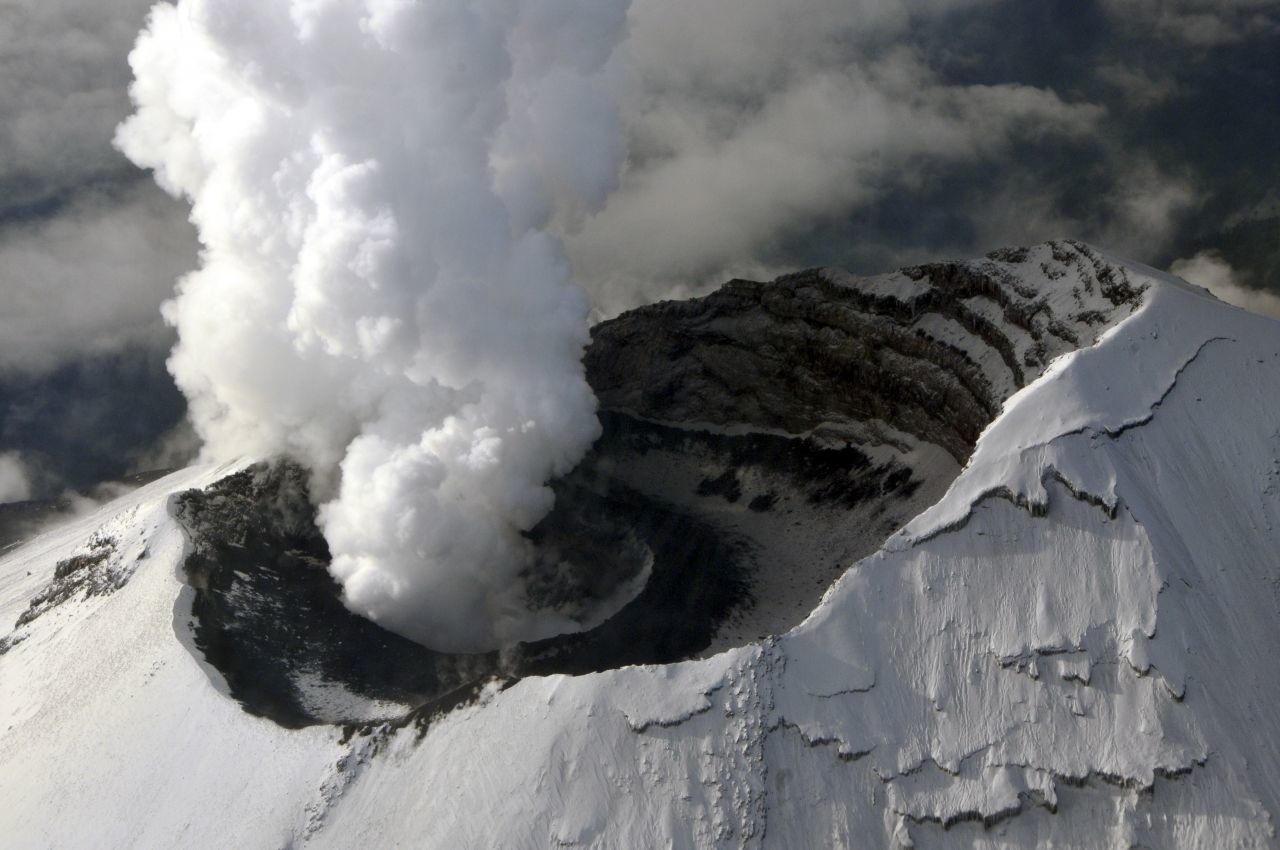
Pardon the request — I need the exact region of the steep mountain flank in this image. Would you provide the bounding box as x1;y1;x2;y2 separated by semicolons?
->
3;243;1276;848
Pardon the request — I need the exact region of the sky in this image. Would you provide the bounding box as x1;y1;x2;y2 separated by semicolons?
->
0;0;1278;500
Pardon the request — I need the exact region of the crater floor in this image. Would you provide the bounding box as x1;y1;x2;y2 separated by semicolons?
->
172;240;1143;728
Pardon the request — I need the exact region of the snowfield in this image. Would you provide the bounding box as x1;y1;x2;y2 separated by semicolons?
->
2;248;1279;847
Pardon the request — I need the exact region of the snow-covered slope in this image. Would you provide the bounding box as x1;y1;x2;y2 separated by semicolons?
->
581;240;1146;648
2;243;1278;847
0;461;349;848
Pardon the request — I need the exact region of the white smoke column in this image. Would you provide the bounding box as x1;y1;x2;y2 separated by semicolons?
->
116;0;630;652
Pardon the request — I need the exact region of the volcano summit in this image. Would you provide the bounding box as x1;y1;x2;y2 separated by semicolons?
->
2;242;1279;847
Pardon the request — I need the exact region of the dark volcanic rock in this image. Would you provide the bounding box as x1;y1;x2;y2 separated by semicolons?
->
586;239;1143;463
14;534;121;629
174;459;751;728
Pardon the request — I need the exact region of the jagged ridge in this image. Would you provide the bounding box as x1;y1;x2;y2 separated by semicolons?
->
587;240;1143;462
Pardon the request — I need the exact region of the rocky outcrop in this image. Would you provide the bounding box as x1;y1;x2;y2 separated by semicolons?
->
587;240;1143;462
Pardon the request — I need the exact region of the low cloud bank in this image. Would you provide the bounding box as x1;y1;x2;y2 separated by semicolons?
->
1171;251;1280;319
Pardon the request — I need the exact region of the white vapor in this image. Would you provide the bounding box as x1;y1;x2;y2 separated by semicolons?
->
567;1;1107;314
0;0;198;377
0;186;196;374
117;0;629;653
1170;251;1280;319
0;453;33;505
1101;0;1280;45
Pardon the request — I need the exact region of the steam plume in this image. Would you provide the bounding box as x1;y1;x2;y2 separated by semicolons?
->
116;0;629;652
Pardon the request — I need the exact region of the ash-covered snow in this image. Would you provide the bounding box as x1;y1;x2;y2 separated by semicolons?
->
2;243;1279;847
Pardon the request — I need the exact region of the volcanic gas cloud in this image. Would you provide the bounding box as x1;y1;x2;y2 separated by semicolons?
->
116;0;631;652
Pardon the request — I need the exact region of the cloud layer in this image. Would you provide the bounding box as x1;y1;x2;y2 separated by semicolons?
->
0;452;33;505
570;29;1105;311
1170;251;1280;319
4;0;1277;380
0;186;196;374
0;0;197;377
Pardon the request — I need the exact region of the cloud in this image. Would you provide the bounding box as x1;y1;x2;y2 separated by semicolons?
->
1102;158;1199;251
0;452;32;504
558;0;1280;307
1170;251;1280;319
864;151;1199;280
1224;189;1280;231
127;419;200;474
1101;0;1280;45
2;0;1274;380
0;184;196;374
0;345;187;494
1095;63;1178;106
567;9;1104;313
0;0;161;204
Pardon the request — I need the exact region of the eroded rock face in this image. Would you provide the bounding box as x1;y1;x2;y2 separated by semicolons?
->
576;240;1144;647
172;241;1146;727
586;240;1143;463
